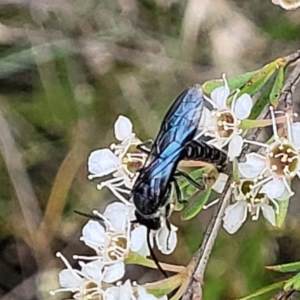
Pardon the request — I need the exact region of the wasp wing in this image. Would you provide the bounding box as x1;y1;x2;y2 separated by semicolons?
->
148;84;204;160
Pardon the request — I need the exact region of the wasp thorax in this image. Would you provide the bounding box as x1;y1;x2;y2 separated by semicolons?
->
216;111;235;138
267;140;299;178
106;235;128;261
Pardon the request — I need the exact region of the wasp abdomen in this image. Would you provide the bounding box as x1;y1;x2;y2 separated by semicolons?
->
184;140;228;171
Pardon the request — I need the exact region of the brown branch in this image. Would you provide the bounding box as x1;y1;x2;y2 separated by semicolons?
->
282;60;300;110
182;173;232;300
182;49;300;300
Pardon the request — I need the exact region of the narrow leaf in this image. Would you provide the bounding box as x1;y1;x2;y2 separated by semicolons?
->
144;274;183;297
125;251;158;269
270;67;284;107
248;73;276;120
267;261;300;273
181;188;211;220
276;198;289;228
284;273;300;291
238;61;277;97
203;71;257;94
237;281;286;300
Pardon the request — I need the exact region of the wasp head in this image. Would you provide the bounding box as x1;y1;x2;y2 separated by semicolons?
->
134;210;161;230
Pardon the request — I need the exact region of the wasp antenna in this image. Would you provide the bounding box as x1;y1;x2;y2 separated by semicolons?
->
147;228;168;278
165;220;172;251
74;210;102;221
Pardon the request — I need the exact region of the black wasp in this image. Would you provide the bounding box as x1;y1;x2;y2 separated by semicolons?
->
131;84;227;231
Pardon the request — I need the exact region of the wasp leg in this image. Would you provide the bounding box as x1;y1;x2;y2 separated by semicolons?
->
136;139;153;154
172;179;187;204
175;170;205;190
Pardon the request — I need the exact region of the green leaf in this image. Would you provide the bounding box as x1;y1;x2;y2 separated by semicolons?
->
284;273;300;291
203;71;257;94
248;73;276;120
232;158;240;182
238;61;277;97
125;251;158;269
269;67;284;107
144;275;183;297
267;261;300;273
179;168;206;198
180;188;211;220
237;281;286;300
276;198;289;228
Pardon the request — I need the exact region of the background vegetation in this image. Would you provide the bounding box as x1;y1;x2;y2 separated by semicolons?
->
0;0;299;299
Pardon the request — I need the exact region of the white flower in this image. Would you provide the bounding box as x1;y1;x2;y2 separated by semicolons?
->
223;179;276;234
77;202;150;264
87;116;147;203
114;115;134;142
104;281;168;300
137;286;168;300
105;280;136;300
197;74;253;160
272;0;300;10
239;109;300;200
155;219;178;255
50;253;124;298
211;173;228;193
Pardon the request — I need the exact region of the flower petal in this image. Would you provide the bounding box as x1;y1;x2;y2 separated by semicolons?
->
58;269;84;289
291;123;300;148
223;201;247;234
105;281;134;300
81;261;104;282
261;203;276;226
260;179;285;199
104;202;127;216
104;203;128;231
114;115;133;141
212;173;228;193
103;262;125;283
228;134;243;161
105;286;120;300
238;153;266;178
130;226;149;256
155;223;177;255
88;149;119;176
272;0;300;10
276;186;292;200
210;76;230;109
82;220;107;249
197;107;217;133
233;93;252;120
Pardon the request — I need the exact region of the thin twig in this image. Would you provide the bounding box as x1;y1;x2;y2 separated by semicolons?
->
182;173;232;300
182;49;300;300
282;60;300;110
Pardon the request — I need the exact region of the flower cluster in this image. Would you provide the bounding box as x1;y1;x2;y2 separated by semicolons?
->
52;116;178;299
196;74;253;161
223;108;300;233
51;252;167;299
87;115;146;203
51;202;169;299
52;72;300;298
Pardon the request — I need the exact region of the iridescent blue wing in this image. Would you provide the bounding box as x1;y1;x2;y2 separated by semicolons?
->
133;85;205;211
149;84;204;160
